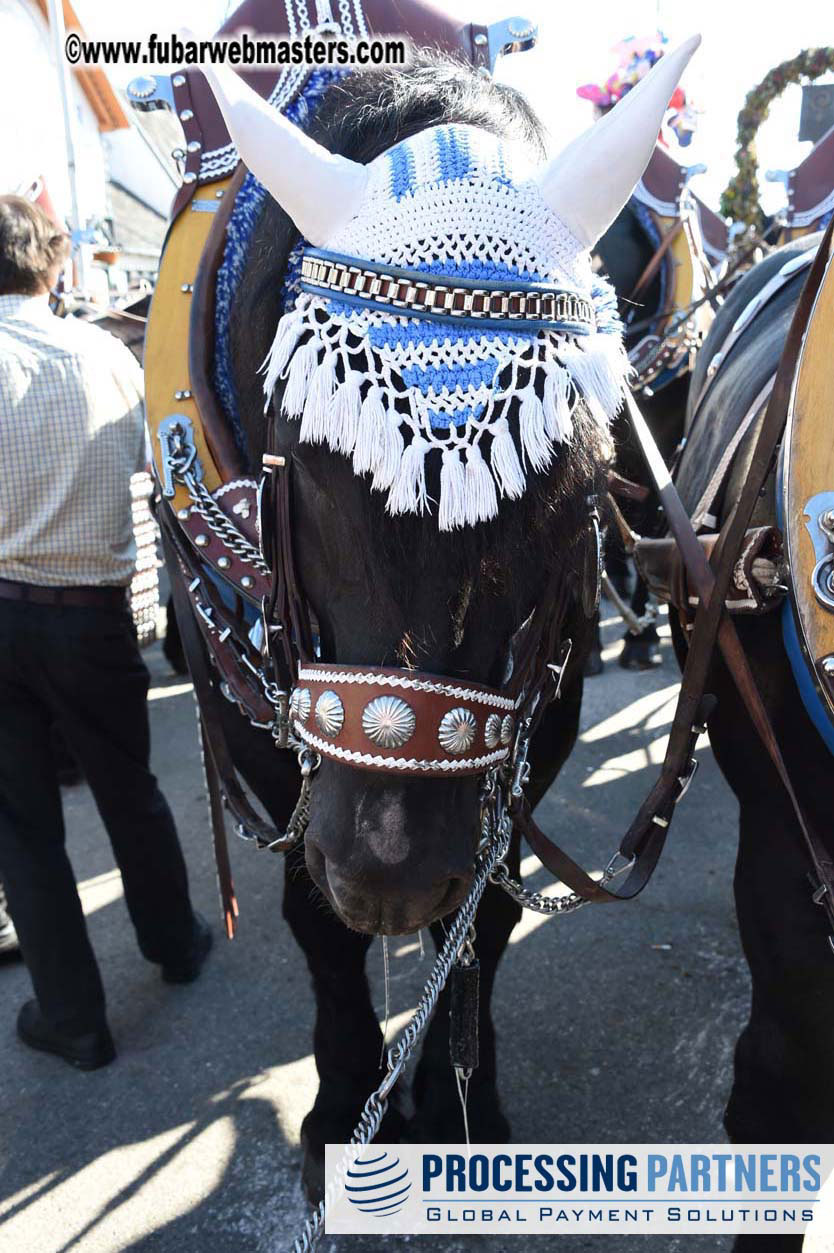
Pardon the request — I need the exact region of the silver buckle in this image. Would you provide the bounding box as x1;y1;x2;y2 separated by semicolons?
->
157;413;202;498
675;756;699;803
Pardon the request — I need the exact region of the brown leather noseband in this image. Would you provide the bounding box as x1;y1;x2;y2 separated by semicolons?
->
290;663;518;777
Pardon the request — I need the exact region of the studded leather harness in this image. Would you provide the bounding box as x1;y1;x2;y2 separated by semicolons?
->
157;215;834;950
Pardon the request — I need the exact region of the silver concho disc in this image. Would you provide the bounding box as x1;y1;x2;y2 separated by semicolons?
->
361;695;416;749
500;714;514;746
438;707;477;755
484;713;502;750
289;687;311;724
314;690;344;738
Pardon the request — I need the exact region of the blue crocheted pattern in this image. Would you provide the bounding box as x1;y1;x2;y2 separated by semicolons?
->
258;121;630;529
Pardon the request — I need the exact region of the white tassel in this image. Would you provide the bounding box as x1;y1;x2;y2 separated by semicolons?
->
371;413;405;492
387;434;430;516
329;369;362;455
439;448;467;531
464;443;498;524
261;311;303;409
518;386;553;474
282;337;320;418
561;336;628;425
300;351;337;444
543;365;575;443
353;386;386;474
597;331;633;397
489;417;525;500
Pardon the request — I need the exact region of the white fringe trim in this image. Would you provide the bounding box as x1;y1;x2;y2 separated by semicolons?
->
262;299;628;530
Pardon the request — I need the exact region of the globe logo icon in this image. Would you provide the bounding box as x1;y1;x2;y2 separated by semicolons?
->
344;1150;412;1217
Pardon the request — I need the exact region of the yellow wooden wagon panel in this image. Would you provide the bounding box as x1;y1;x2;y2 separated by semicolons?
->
783;250;834;719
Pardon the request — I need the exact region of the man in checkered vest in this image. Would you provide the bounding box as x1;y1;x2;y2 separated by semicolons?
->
0;196;211;1070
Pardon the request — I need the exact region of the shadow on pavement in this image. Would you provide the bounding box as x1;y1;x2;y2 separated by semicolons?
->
0;615;744;1252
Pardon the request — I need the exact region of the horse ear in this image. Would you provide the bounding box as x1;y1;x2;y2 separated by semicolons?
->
187;35;368;246
536;34;701;249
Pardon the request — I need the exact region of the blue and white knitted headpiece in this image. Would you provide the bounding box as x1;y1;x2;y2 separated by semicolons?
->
262;124;627;529
200;36;701;528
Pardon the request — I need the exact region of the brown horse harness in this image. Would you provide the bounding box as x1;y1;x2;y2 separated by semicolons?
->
160;215;834;952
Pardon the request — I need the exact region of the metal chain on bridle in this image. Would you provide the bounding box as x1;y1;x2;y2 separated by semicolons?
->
217;448;640;1248
185;476;270;576
160;422;270;576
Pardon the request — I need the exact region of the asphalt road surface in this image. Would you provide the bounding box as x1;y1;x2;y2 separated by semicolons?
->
0;603;803;1252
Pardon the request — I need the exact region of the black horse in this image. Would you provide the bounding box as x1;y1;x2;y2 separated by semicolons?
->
592;202;693;670
211;58;608;1198
671;233;832;1253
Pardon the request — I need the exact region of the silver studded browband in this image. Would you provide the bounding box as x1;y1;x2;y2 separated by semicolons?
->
299;250;595;332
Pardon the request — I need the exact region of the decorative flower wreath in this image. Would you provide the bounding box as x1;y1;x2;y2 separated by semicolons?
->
721;47;834;229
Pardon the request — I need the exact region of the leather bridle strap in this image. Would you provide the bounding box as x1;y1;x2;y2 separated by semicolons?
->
160;510;295;937
627;218;684;305
259;453;313;682
520;216;834;918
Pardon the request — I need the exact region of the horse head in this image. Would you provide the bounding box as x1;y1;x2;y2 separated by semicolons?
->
211;38;699;934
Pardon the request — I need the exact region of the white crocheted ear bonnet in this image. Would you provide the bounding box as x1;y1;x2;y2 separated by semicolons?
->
199;36;700;528
263;123;629;530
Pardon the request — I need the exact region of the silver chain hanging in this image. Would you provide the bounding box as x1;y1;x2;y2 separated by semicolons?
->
158;417;269;575
183;474;270;575
290;798;513;1253
489;848;635;915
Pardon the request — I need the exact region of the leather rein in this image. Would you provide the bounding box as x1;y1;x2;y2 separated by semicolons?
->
161;216;834;944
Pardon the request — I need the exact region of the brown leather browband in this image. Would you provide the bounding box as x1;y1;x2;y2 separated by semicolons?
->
300;252;595;331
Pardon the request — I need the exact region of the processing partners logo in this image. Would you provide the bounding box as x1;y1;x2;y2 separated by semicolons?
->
345;1150;412;1217
325;1144;834;1237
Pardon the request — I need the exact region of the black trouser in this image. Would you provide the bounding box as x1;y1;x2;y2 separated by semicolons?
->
0;598;196;1033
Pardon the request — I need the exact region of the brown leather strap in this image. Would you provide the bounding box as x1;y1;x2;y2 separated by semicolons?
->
200;719;239;940
515;690;712;903
161;511;292;899
635;526;783;616
291;662;517;777
628;218;684;304
258;451;315;681
522;218;834;917
607;469;650;504
163;521;239;934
